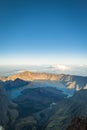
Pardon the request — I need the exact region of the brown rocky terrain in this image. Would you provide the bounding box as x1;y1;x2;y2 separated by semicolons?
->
1;71;64;81
67;117;87;130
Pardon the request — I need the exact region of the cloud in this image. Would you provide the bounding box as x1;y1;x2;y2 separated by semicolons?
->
53;64;70;71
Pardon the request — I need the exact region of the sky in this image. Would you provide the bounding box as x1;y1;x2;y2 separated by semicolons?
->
0;0;87;65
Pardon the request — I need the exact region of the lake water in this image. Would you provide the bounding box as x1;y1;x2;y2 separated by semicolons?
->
8;84;75;100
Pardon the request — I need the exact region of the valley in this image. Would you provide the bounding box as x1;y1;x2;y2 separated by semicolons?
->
0;71;87;130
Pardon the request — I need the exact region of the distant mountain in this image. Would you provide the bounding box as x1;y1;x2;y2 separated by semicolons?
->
3;71;64;81
0;71;87;90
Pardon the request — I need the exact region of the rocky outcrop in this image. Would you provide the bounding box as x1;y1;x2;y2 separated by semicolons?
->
67;117;87;130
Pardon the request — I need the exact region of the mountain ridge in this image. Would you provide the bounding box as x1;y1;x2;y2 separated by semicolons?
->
0;71;87;90
0;71;64;81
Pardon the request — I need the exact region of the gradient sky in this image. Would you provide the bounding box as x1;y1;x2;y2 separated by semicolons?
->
0;0;87;65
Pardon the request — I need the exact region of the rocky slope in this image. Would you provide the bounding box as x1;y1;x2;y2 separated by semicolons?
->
66;117;87;130
4;78;29;90
13;88;87;130
0;85;18;130
45;89;87;130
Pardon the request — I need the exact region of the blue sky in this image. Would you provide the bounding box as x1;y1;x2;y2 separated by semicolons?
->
0;0;87;65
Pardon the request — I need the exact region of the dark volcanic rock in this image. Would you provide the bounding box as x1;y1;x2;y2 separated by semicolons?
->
67;117;87;130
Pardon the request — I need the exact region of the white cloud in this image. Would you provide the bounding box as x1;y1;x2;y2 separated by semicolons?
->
53;64;70;71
